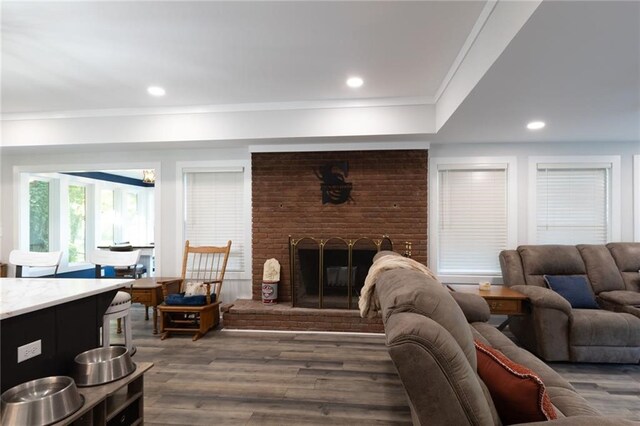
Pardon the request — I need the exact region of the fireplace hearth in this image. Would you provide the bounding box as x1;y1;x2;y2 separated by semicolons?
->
289;236;393;309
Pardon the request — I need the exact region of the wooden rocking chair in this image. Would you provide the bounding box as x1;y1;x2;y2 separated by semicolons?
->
158;240;231;341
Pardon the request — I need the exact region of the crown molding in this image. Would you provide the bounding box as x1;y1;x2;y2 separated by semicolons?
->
1;96;433;122
433;0;498;103
249;141;430;153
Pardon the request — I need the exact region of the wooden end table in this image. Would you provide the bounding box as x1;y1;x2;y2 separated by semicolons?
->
129;277;181;334
447;284;527;330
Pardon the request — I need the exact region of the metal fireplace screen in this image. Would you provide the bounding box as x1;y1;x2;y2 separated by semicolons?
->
289;236;393;309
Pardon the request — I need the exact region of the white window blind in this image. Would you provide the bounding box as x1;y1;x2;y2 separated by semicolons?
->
184;169;245;272
536;164;610;244
438;166;508;274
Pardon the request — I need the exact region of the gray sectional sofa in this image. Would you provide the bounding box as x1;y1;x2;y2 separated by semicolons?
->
375;264;635;425
499;243;640;363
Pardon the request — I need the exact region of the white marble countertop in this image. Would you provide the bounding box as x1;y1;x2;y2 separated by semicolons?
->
0;278;133;320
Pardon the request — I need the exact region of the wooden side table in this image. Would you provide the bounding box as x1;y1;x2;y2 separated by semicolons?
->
0;263;7;277
447;284;527;330
129;277;181;334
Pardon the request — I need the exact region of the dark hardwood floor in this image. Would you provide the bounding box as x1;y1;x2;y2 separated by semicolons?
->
124;306;411;425
116;306;640;425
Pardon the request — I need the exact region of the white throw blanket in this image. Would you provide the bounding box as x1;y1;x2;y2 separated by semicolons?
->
359;254;438;318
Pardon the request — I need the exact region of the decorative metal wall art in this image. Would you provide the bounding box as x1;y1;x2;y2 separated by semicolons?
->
314;162;353;204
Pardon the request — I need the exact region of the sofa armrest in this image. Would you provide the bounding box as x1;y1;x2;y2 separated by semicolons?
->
511;285;572;316
509;285;573;361
450;292;491;323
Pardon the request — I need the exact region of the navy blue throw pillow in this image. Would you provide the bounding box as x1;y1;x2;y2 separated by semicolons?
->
543;275;599;309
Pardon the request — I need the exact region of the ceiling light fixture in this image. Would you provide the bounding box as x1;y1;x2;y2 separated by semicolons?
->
147;86;166;97
346;77;364;88
526;121;546;130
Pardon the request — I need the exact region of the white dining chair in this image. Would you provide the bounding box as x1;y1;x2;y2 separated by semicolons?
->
9;250;63;278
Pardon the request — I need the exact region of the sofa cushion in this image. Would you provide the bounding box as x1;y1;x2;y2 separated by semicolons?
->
164;292;216;306
598;290;640;307
570;309;640;347
544;275;599;309
475;340;556;425
519;245;586;287
577;244;625;293
607;243;640;292
623;305;640;318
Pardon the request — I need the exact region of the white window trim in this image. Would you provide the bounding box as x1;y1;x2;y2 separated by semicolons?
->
175;160;252;281
13;162;162;276
429;156;517;283
635;155;640;242
527;155;621;243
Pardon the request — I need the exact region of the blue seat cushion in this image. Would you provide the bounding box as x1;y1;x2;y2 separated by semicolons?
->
165;293;216;306
544;275;599;309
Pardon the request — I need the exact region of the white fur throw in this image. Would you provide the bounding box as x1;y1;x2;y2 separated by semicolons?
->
359;254;438;318
184;281;207;296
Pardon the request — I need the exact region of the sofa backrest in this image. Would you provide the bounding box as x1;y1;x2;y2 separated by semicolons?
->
576;244;626;293
376;268;498;426
500;244;639;294
607;243;640;292
375;268;477;369
518;245;588;287
499;250;526;287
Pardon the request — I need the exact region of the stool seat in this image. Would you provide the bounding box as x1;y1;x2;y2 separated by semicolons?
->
106;291;131;315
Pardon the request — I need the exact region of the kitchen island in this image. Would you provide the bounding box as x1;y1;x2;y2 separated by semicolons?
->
0;278;132;392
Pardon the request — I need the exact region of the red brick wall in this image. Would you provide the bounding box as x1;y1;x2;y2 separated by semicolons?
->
252;150;428;302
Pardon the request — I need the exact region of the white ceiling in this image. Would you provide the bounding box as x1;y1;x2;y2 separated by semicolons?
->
1;1;638;145
1;1;485;114
433;0;640;143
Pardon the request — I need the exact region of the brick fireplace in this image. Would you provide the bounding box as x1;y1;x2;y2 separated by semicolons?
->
224;149;428;332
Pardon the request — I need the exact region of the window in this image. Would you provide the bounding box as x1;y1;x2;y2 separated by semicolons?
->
99;189;115;245
529;157;621;244
430;157;517;278
29;179;50;252
123;191;141;243
183;169;246;273
68;185;87;263
19;168;158;275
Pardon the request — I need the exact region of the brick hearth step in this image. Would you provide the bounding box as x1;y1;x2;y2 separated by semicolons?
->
222;299;384;333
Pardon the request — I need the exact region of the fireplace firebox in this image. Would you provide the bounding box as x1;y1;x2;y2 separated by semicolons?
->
289;236;393;309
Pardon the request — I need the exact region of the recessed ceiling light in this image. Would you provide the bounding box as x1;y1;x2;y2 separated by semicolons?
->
346;77;364;88
526;121;545;130
147;86;166;97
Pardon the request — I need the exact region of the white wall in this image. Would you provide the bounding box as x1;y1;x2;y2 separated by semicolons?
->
430;141;640;244
2;139;638;295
